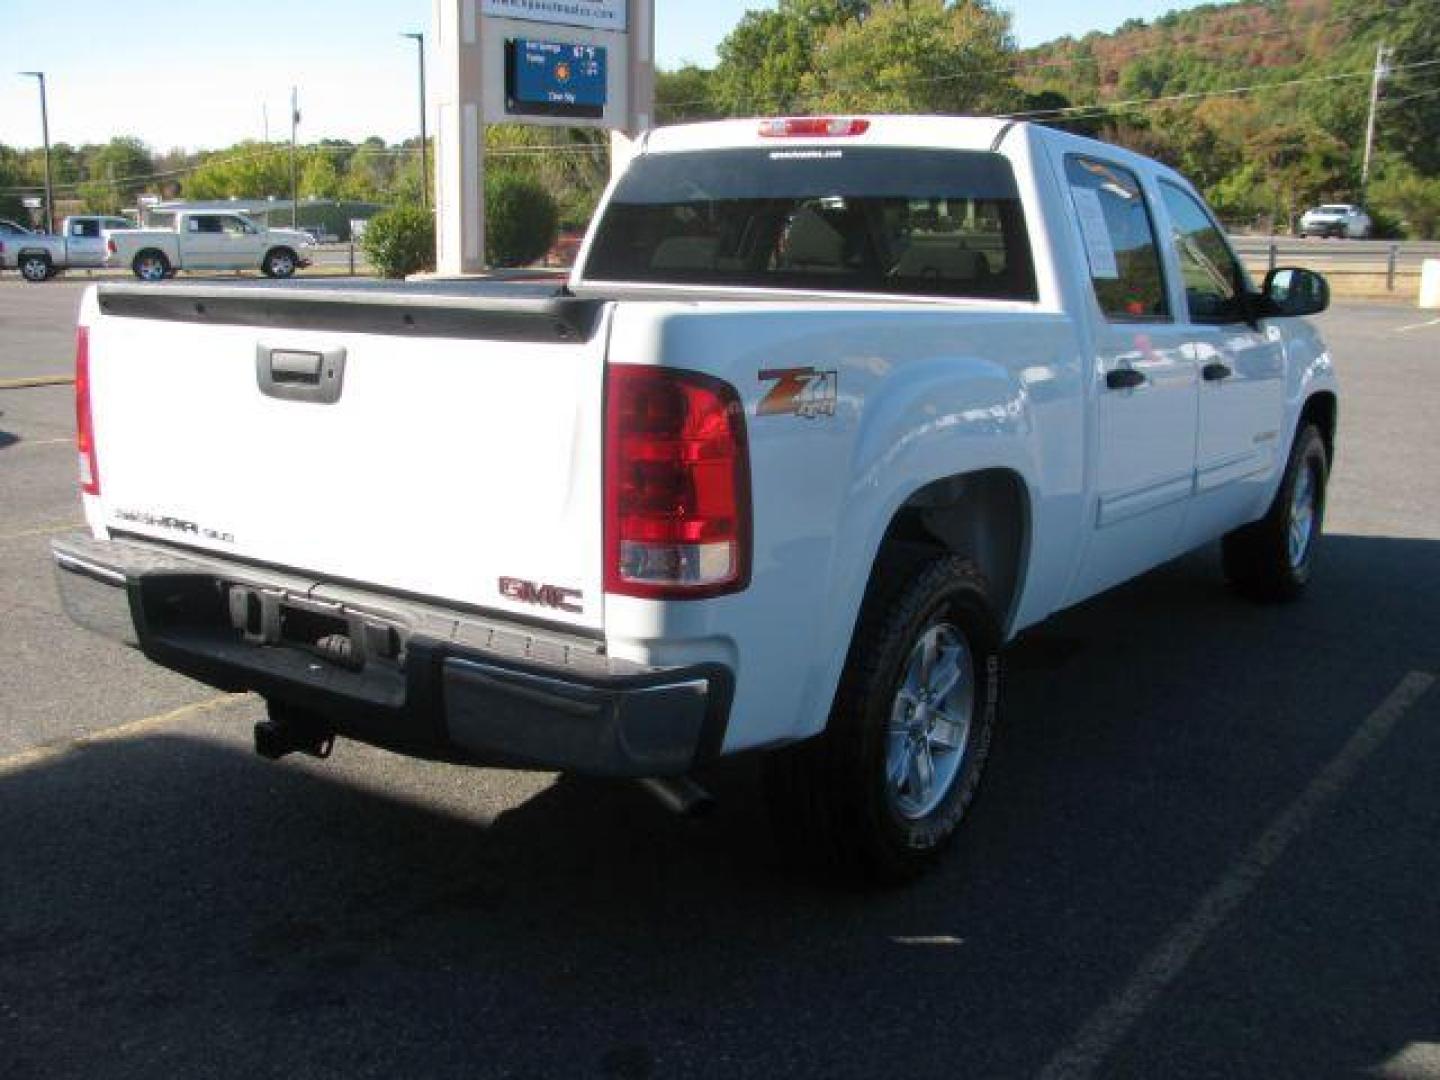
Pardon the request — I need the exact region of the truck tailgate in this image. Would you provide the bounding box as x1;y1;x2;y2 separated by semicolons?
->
83;284;610;631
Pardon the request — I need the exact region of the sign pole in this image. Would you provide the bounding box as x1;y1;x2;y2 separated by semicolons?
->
432;0;654;277
434;0;487;274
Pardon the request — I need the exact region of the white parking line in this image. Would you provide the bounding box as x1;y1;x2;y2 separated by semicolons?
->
0;693;250;777
1036;670;1437;1080
1395;318;1440;333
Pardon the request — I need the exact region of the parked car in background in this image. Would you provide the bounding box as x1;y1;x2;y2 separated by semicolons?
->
1299;204;1372;239
0;218;34;272
105;211;314;281
2;216;137;282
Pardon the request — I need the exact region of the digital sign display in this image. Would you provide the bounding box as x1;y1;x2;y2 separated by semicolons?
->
505;38;608;119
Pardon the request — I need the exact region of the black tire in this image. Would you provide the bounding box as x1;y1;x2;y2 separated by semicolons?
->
132;250;170;282
18;253;52;283
763;555;1002;885
1223;423;1328;601
262;247;298;279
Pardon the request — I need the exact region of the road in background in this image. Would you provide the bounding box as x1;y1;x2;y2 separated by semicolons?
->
1232;236;1440;274
2;284;1438;1079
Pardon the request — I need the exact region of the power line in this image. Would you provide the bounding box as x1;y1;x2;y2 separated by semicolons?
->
999;57;1440;121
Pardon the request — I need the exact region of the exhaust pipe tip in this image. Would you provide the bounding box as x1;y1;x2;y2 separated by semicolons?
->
637;776;716;819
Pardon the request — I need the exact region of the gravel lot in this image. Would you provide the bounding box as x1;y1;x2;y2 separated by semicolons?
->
2;279;1438;1080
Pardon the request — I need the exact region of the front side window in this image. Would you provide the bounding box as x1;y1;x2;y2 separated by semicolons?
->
586;148;1037;301
1064;155;1169;323
1159;182;1250;324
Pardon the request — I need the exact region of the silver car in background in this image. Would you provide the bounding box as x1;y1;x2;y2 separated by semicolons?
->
1300;203;1373;239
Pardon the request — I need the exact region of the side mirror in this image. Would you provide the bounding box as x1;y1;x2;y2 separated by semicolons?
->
1261;267;1329;318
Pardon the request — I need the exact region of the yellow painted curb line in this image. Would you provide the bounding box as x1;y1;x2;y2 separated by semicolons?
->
0;375;73;390
0;694;251;777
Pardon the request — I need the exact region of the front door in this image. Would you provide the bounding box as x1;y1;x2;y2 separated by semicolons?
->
1156;182;1287;547
1059;153;1200;604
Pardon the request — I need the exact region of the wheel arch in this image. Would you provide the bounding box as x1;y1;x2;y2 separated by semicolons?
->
1299;390;1337;467
861;467;1033;638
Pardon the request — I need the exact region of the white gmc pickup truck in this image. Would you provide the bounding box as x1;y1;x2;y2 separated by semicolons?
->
54;116;1337;882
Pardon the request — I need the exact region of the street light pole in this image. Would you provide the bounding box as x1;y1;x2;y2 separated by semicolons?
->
18;71;55;233
401;32;429;209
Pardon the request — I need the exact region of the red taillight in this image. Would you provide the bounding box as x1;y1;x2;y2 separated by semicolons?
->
106;237;116;255
75;326;100;496
604;366;751;599
758;117;871;138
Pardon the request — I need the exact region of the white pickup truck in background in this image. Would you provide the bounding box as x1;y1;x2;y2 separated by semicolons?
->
54;116;1337;883
4;215;138;282
104;210;313;281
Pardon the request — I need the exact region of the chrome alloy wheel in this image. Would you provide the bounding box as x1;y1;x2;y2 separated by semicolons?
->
1288;461;1318;568
267;252;295;277
135;255;167;282
20;256;49;282
886;622;975;820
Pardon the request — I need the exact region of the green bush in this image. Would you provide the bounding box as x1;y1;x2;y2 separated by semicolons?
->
360;205;435;279
485;171;560;267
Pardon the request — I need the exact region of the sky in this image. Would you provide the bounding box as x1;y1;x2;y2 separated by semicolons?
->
0;1;1212;152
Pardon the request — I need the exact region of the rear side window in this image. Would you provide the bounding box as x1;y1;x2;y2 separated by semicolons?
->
1064;155;1169;323
586;148;1037;301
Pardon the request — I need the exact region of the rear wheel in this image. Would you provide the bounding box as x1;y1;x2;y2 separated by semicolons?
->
132;250;170;282
262;248;298;279
18;254;52;283
764;555;1002;885
1223;423;1328;601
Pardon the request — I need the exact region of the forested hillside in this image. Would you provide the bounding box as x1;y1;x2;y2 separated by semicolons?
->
655;0;1439;235
2;0;1435;237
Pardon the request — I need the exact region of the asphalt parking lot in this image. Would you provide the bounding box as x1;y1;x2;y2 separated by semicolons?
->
2;278;1438;1080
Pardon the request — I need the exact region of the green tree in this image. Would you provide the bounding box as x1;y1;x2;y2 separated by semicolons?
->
656;65;719;124
299;152;343;199
1371;159;1440;238
711;9;818;114
184;142;290;199
802;0;1020;115
0;144;28;221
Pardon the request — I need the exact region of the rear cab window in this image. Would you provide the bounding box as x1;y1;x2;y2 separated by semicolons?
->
585;147;1038;301
1064;155;1169;323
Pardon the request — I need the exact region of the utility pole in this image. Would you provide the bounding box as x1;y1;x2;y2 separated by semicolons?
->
290;87;300;228
1360;43;1391;200
401;33;430;209
18;71;55;233
263;103;270;144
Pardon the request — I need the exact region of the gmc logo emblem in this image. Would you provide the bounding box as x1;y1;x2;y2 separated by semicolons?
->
499;576;584;614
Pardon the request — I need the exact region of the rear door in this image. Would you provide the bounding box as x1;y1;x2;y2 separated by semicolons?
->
1059;153;1200;603
1155;181;1286;547
86;289;611;630
66;218;107;267
182;215;226;267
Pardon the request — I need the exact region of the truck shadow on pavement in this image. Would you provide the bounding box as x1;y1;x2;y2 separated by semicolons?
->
2;534;1438;1080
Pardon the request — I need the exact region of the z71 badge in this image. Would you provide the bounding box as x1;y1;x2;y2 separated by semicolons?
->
758;367;838;419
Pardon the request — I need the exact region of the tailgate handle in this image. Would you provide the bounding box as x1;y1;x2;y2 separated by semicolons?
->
257;344;347;404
